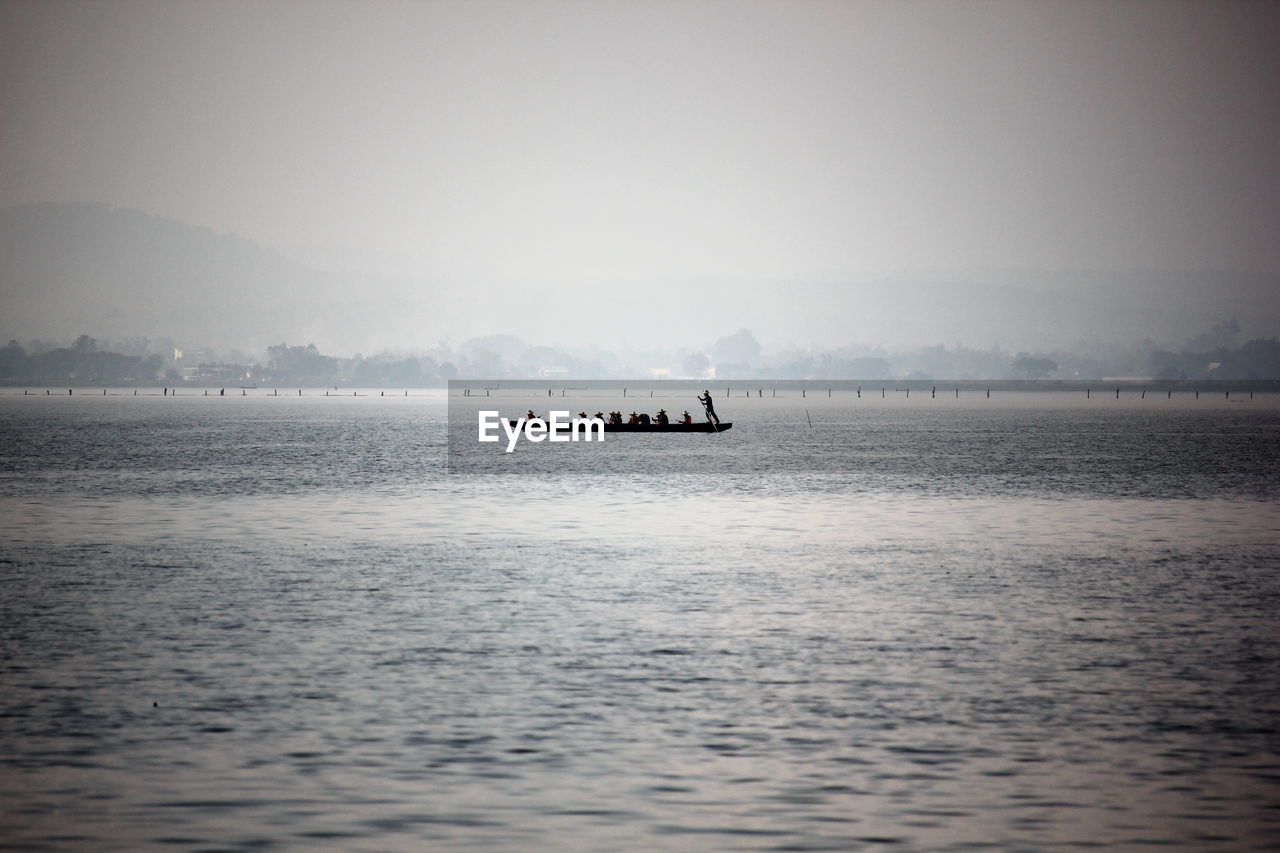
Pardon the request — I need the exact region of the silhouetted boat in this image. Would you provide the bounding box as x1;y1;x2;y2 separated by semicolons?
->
508;419;731;433
602;421;731;433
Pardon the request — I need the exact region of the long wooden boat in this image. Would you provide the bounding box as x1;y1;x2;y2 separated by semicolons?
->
507;419;731;433
602;421;731;433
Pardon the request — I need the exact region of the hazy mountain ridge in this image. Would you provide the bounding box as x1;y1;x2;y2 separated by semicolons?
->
8;204;375;350
2;203;1277;358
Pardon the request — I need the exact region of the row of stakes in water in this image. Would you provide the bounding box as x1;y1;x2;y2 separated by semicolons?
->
18;387;1258;400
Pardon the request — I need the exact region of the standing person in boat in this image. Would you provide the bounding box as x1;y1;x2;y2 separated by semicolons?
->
697;390;720;427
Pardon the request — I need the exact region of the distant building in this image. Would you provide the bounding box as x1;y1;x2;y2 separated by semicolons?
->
180;364;250;383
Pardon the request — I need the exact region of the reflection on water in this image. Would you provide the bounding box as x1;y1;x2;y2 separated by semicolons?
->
1;392;1278;850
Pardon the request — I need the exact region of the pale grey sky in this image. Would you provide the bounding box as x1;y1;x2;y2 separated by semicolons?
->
4;0;1279;280
2;0;1279;354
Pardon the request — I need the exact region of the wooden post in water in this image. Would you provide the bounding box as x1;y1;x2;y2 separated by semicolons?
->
931;386;935;398
1087;388;1090;399
1115;388;1120;399
1141;389;1145;399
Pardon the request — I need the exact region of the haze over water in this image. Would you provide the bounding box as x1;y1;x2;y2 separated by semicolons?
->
2;388;1278;850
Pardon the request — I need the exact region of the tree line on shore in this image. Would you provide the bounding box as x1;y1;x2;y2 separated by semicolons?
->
3;324;1279;387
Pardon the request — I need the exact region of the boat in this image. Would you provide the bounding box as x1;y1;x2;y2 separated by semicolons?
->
600;421;731;433
507;419;731;433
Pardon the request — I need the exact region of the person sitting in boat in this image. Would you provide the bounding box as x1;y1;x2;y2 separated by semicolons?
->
680;410;692;424
654;409;669;425
594;412;606;421
628;411;639;424
578;411;589;419
526;409;537;421
608;411;622;425
638;412;651;425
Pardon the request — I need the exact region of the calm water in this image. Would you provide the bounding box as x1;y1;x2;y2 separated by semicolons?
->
2;390;1279;851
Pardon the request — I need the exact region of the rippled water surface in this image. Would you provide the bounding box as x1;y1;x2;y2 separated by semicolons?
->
2;390;1279;851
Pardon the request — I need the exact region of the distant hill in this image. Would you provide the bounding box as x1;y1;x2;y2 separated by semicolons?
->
767;270;1280;352
2;202;1277;355
0;203;346;351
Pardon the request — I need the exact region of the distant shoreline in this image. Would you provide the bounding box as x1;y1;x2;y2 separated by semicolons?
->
5;379;1279;394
